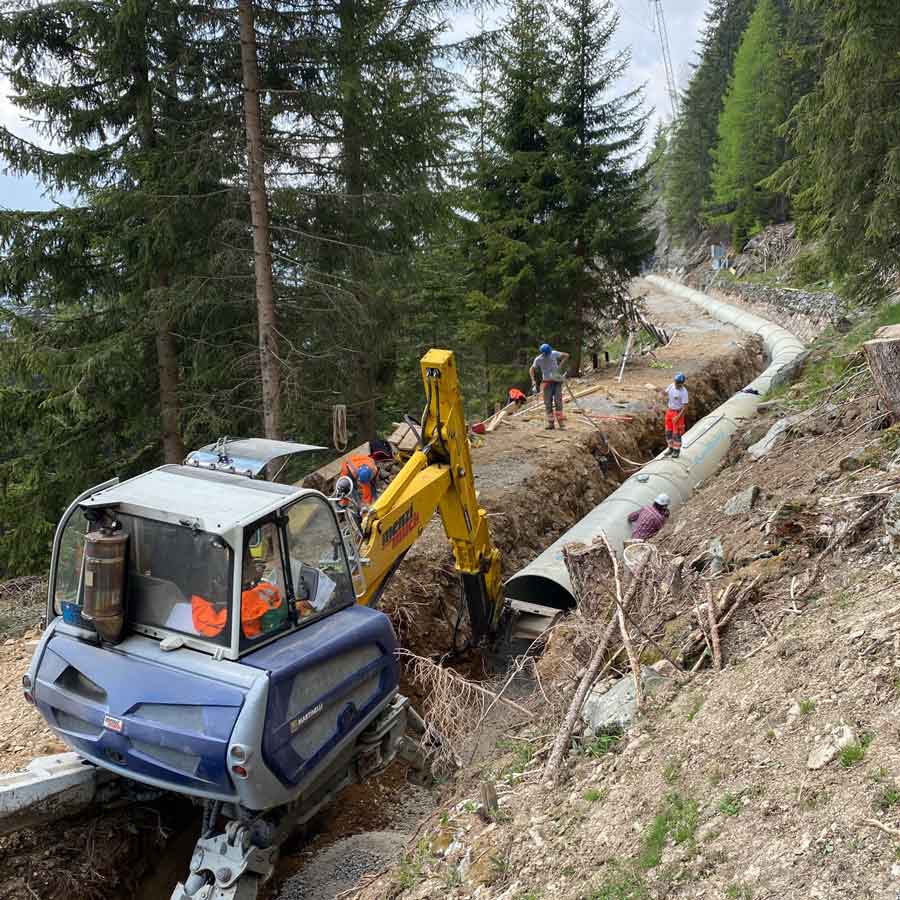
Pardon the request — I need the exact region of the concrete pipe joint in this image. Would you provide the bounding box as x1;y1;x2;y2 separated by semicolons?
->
504;275;808;612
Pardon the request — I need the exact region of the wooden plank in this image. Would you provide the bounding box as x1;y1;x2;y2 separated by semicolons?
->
305;441;369;483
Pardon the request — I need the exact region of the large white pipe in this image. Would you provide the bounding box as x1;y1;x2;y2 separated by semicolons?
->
504;276;808;610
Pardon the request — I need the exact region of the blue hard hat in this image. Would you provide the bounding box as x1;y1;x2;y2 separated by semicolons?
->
539;343;551;355
357;464;374;484
674;373;686;384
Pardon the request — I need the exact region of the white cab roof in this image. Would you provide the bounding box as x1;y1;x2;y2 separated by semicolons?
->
80;464;312;534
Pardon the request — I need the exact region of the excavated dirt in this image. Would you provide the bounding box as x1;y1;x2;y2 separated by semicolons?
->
0;281;763;900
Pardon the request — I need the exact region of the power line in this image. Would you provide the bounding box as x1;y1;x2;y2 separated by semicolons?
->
648;0;679;118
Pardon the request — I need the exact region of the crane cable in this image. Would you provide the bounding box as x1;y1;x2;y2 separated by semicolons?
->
332;404;349;452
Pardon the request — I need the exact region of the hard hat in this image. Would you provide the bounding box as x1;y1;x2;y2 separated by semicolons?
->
674;373;686;384
539;343;551;355
654;493;670;507
357;464;374;484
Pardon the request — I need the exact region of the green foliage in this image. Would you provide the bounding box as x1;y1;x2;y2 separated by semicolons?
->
718;792;742;816
725;884;754;900
840;733;873;769
874;783;900;812
583;787;604;803
776;0;900;286
710;0;790;246
581;730;622;758
586;862;649;900
639;792;699;870
799;699;816;715
664;0;758;241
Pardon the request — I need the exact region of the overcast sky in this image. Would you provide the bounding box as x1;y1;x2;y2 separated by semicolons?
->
0;0;708;211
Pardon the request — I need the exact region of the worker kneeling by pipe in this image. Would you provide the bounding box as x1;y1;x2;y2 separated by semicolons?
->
627;493;671;541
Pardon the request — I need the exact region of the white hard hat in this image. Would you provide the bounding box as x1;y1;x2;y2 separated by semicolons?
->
654;493;670;507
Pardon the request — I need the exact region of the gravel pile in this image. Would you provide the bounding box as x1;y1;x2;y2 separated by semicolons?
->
277;831;409;900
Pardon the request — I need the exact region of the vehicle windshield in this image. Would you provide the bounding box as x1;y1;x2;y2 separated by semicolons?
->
118;512;234;647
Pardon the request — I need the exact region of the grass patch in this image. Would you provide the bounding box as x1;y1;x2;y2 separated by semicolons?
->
639;792;699;870
581;729;623;758
875;783;900;811
718;792;742;817
686;696;704;722
584;788;605;803
395;837;434;889
799;698;816;715
498;738;535;780
586;861;649;900
840;733;874;769
725;884;754;900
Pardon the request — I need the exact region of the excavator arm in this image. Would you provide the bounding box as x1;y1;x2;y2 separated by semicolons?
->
354;350;504;644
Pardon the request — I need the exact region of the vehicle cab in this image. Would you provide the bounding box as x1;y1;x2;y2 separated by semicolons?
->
26;441;402;812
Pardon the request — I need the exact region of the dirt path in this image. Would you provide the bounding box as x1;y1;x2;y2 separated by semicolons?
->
0;279;762;900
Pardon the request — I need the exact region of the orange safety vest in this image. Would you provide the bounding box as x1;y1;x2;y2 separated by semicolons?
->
240;581;284;638
191;594;228;637
340;454;379;506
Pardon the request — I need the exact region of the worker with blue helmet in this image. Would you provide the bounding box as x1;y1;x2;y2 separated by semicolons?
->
663;372;688;458
530;342;570;430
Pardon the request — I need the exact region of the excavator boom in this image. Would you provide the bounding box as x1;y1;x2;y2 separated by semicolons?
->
355;350;504;643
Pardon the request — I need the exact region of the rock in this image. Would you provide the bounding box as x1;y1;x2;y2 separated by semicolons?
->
747;412;811;460
839;449;868;472
807;724;857;770
581;668;668;733
883;493;900;554
765;500;821;545
724;485;761;517
815;471;835;485
691;537;726;575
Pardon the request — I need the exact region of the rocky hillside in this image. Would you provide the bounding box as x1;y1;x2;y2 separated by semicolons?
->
350;296;900;900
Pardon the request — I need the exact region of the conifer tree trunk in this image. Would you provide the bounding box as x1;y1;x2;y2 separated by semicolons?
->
155;297;186;463
239;0;282;441
339;0;376;440
135;35;185;464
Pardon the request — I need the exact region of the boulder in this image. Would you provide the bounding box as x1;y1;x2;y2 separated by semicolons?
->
724;485;761;517
581;665;669;733
883;493;900;553
806;724;857;770
747;412;812;460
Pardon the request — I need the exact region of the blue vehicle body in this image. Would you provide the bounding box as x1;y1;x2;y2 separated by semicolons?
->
29;605;400;810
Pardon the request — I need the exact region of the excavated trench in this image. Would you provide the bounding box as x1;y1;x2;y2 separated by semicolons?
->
0;333;762;900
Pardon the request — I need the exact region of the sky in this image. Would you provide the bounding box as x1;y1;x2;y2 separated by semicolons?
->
0;0;709;211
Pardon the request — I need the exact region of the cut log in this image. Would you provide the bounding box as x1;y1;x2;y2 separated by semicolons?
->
864;325;900;423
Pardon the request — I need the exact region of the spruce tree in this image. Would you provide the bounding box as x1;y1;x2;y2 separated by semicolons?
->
664;0;757;241
461;0;564;366
0;0;248;574
711;0;790;247
778;0;900;281
553;0;655;372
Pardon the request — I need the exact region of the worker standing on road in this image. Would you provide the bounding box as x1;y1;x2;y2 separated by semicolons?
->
663;373;688;458
627;493;671;540
530;343;570;430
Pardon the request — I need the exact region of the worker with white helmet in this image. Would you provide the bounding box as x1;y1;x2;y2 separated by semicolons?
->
627;493;671;540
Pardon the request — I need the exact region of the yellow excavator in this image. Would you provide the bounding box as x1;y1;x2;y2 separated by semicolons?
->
343;348;504;642
11;348;505;900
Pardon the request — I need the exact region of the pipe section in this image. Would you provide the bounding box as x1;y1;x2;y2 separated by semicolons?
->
505;276;808;610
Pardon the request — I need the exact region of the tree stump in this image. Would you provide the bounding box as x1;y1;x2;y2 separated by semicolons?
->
864;325;900;423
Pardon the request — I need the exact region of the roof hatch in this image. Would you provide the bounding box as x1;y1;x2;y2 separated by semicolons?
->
184;437;326;478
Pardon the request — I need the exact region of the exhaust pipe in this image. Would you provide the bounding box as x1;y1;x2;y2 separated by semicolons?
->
505;276;808;616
